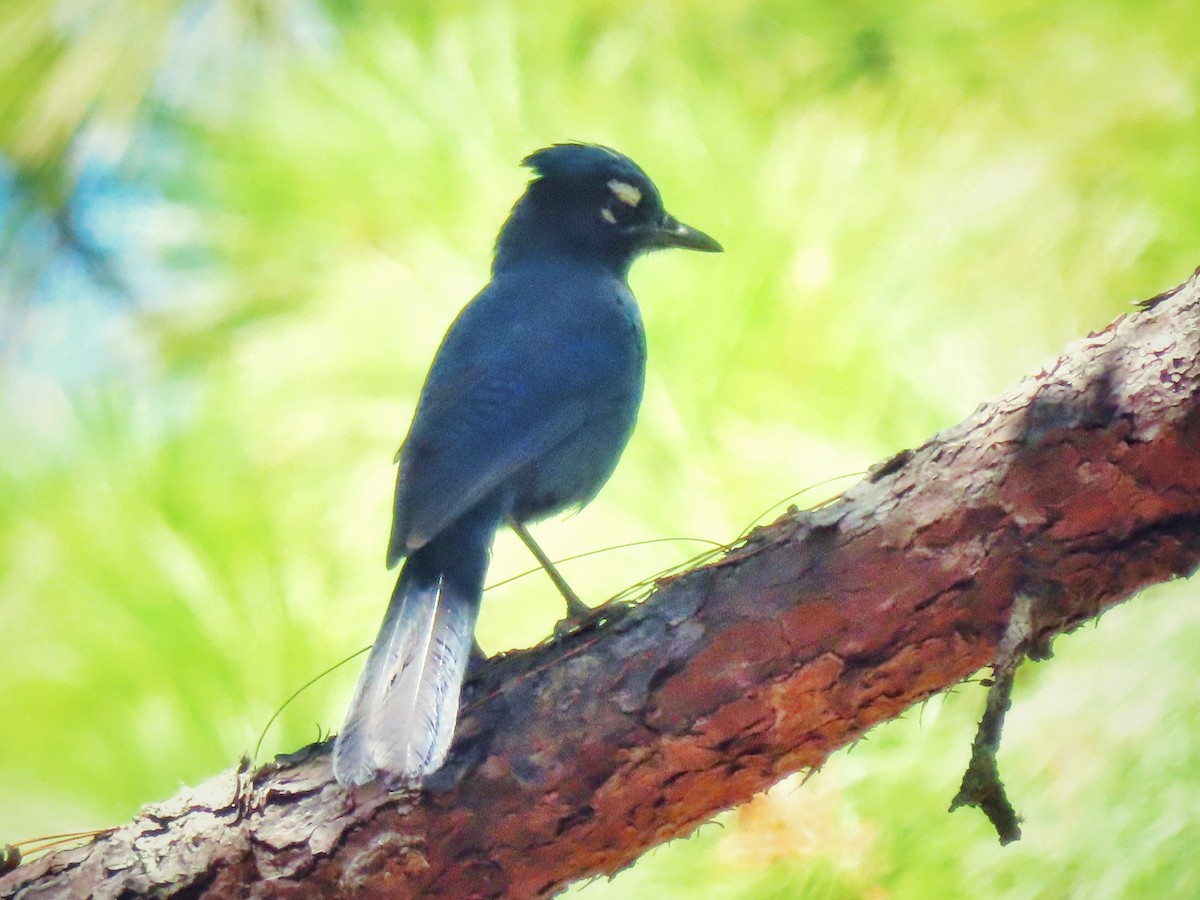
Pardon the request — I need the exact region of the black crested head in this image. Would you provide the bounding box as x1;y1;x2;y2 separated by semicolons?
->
494;142;722;275
522;143;650;191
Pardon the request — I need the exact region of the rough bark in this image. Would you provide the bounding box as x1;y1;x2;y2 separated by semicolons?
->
5;269;1200;899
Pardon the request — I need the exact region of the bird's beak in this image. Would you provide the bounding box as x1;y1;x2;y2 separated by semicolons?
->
646;214;724;253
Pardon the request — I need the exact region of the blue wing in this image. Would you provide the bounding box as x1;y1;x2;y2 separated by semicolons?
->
387;272;644;566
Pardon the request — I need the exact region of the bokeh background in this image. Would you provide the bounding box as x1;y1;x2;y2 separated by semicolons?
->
3;1;1200;896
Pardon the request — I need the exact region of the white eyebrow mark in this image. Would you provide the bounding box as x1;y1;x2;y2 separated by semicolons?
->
600;207;617;224
607;179;642;207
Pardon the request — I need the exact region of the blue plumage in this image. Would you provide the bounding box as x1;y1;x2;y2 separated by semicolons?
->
333;144;721;787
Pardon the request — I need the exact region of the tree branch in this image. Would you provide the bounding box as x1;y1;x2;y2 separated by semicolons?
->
6;268;1200;899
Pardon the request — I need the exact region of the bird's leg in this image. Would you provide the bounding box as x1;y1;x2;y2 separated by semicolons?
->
510;520;592;621
464;639;489;683
471;639;488;663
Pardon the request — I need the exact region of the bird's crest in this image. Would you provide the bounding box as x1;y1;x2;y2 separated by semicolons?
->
521;143;648;188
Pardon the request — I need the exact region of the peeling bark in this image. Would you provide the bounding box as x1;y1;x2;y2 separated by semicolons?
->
5;269;1200;899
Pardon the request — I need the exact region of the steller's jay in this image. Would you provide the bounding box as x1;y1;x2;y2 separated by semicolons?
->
333;143;721;786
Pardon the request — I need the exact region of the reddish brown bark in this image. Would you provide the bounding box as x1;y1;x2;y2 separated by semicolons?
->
5;269;1200;899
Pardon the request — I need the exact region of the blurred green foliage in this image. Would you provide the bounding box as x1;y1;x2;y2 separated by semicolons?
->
2;0;1199;895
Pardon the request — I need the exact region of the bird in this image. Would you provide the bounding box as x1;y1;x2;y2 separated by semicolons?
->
332;143;722;787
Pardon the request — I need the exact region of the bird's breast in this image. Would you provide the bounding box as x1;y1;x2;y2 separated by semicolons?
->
507;277;647;521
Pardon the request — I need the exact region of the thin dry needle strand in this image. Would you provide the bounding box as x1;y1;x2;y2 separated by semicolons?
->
256;537;723;759
484;536;725;593
5;828;115;867
738;471;865;538
253;645;370;763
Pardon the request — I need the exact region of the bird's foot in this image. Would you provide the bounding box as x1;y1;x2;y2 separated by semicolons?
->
552;598;597;639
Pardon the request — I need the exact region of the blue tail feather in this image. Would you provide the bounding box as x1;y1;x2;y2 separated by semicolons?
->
333;531;488;786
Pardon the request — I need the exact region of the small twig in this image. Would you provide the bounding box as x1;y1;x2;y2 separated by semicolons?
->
949;591;1037;844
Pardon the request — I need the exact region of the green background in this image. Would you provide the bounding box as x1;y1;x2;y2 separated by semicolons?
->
3;1;1199;895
